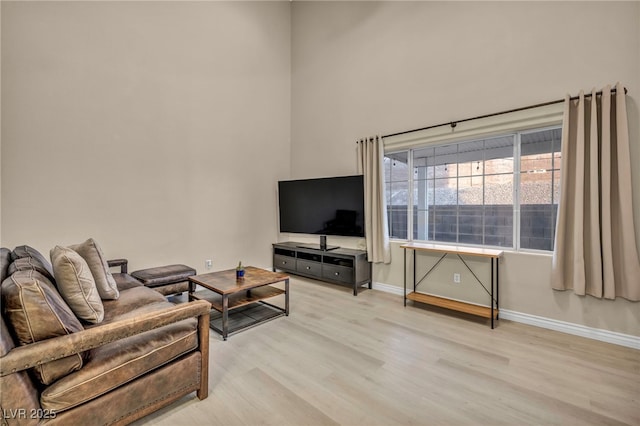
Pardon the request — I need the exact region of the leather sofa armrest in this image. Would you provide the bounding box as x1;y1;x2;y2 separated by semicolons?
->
0;300;210;377
107;258;128;274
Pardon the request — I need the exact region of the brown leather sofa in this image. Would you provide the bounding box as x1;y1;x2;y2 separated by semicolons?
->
0;245;210;425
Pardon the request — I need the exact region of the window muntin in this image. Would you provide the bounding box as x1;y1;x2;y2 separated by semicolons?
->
384;126;561;251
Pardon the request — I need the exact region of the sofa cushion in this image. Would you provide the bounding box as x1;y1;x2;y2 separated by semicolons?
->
51;246;104;324
10;245;55;282
69;238;119;300
0;248;10;283
8;256;55;280
113;272;144;291
1;269;85;385
40;312;198;412
99;285;167;324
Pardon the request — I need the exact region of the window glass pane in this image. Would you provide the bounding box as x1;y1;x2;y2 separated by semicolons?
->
458;176;483;205
385;182;391;205
484;174;513;205
553;150;562;170
413;146;434;161
383;156;391;181
433;205;457;243
484;205;513;247
388;207;408;239
413;147;434;179
521;128;559;156
520;204;554;251
553;169;561;205
389;182;408;204
520;128;562;250
457;140;484;178
521;152;554;174
459;204;483;245
384;152;409;240
434;178;457;205
484;136;515;159
520;169;552;204
484;136;514;174
434;145;457;177
413;176;432;206
413;163;434;179
458;161;484;177
388;179;409;240
434;163;452;179
386;152;409;182
413;177;433;241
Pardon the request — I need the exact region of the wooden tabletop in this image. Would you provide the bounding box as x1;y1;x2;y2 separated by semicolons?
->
400;242;503;258
189;266;289;295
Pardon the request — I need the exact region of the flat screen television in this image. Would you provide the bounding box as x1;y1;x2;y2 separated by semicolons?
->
278;175;365;238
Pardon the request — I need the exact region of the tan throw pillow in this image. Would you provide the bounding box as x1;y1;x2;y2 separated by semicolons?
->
50;246;104;324
1;269;86;385
69;238;119;300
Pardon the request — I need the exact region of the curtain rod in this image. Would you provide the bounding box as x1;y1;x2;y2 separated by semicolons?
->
380;86;628;140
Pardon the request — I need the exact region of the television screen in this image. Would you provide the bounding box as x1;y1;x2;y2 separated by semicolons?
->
278;175;365;237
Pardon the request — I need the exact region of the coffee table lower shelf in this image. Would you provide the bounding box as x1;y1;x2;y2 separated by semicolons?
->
190;286;287;339
208;303;285;337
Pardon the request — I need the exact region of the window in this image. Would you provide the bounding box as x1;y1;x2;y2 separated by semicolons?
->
384;126;562;251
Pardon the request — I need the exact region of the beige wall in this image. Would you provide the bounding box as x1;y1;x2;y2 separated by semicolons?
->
1;1;291;271
291;1;640;336
2;1;638;337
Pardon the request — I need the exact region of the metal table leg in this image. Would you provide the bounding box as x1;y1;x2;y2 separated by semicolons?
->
222;295;229;341
496;258;500;320
403;248;407;306
285;278;290;315
491;259;494;329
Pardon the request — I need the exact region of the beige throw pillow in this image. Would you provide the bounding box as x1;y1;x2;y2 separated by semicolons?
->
69;238;119;300
50;246;104;324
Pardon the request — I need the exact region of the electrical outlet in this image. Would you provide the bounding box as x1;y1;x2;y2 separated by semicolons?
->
453;273;461;283
205;259;212;270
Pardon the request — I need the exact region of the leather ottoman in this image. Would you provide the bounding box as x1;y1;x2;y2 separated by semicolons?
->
131;264;196;296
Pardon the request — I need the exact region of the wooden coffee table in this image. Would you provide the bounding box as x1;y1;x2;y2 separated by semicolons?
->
188;266;289;340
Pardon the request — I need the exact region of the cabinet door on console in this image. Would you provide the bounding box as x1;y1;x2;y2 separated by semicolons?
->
296;251;322;277
274;254;295;271
322;255;354;284
274;247;296;271
297;259;321;276
322;264;354;284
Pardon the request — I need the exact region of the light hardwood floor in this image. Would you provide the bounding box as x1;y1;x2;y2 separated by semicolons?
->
135;276;639;426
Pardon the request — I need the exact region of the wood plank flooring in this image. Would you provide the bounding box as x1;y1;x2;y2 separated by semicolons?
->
134;276;640;426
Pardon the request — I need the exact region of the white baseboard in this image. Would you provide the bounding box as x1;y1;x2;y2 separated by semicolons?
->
498;309;640;350
372;281;406;296
371;281;640;350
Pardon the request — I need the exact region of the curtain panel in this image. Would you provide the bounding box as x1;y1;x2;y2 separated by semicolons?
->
357;136;391;264
552;83;640;301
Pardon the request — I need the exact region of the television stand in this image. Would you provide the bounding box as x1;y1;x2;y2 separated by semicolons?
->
273;242;372;296
295;243;340;251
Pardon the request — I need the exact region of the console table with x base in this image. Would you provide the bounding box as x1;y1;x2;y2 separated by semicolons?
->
401;242;503;329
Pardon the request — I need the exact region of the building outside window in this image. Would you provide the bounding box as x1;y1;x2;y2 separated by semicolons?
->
384;126;561;251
